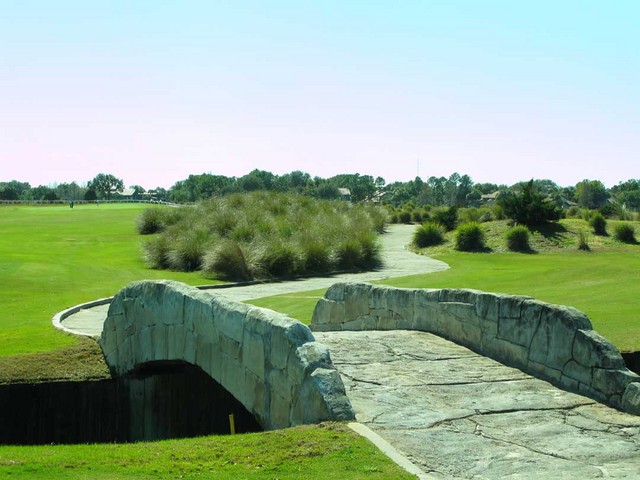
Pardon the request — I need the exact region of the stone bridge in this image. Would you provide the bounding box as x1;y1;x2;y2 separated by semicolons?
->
98;280;355;430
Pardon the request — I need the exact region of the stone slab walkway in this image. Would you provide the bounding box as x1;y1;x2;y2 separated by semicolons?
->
316;330;640;479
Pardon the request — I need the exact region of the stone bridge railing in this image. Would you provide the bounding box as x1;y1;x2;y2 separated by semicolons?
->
312;282;640;415
99;280;355;430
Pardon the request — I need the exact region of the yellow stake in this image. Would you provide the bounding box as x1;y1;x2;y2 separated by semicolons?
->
229;413;236;435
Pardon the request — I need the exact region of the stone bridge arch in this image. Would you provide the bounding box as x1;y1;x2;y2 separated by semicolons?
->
98;280;354;430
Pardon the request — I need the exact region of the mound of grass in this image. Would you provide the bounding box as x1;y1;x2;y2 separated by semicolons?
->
505;225;531;252
413;221;445;248
614;222;636;243
590;212;607;236
455;222;486;252
142;192;384;280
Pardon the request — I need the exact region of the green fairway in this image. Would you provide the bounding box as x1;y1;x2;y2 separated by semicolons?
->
251;249;640;352
0;204;210;357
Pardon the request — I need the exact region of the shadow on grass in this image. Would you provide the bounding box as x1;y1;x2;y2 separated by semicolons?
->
530;222;568;240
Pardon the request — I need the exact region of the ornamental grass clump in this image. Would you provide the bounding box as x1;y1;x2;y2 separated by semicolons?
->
505;225;531;252
140;191;384;279
590;212;607;236
413;222;445;248
455;222;486;252
614;223;636;244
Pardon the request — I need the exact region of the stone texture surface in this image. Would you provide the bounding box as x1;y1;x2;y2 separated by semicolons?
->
317;330;640;479
312;282;640;415
98;280;355;430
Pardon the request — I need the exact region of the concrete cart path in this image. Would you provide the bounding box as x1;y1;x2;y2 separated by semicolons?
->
316;330;640;479
59;224;449;337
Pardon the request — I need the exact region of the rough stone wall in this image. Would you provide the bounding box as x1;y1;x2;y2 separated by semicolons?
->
312;282;640;415
99;280;354;430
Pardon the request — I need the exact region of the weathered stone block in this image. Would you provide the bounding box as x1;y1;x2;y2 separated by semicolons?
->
528;359;562;383
499;295;527;319
324;282;345;302
481;336;529;370
269;391;292;430
562;359;592;385
242;331;265;378
219;353;244;401
592;368;640;396
344;288;371;320
219;334;241;360
573;329;626;369
622;382;640;415
475;292;500;320
384;287;416;322
195;334;213;375
242;370;266;423
137;326;153;364
559;374;580;393
152;325;168;361
301;368;355;423
311;299;345;328
161;284;187;326
529;307;581;371
498;299;544;347
212;297;247;342
188;299;214;339
182;332;196;365
439;288;480;305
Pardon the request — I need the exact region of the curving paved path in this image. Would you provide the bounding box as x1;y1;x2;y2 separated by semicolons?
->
59;224;448;336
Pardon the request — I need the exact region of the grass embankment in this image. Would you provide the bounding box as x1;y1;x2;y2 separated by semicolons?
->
0;423;414;480
252;218;640;352
0;204;208;360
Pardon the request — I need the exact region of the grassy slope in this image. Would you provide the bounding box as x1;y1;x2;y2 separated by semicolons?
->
251;219;640;352
0;204;209;357
0;423;414;480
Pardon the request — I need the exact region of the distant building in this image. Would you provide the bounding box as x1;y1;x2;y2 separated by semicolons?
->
479;191;501;205
338;188;352;201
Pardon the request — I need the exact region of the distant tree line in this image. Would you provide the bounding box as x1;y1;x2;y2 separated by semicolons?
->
3;170;640;213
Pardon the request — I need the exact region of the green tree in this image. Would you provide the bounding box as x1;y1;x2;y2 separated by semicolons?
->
497;179;562;226
575;179;609;209
88;173;124;199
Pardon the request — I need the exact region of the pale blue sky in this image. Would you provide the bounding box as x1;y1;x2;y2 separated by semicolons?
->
1;1;638;188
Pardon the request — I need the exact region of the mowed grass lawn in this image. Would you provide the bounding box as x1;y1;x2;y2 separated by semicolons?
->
252;227;640;353
0;204;208;357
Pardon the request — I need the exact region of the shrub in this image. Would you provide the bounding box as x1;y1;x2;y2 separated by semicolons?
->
590;213;607;236
260;241;299;277
413;222;445;248
497;180;561;226
578;231;590;251
140;191;384;279
614;223;636;243
455;222;486;252
202;240;252;280
458;207;481;224
336;238;363;270
566;206;580;218
166;229;210;271
432;206;458;231
142;234;172;269
398;210;412;224
505;226;531;252
136;206;184;234
411;211;423;223
301;241;333;273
